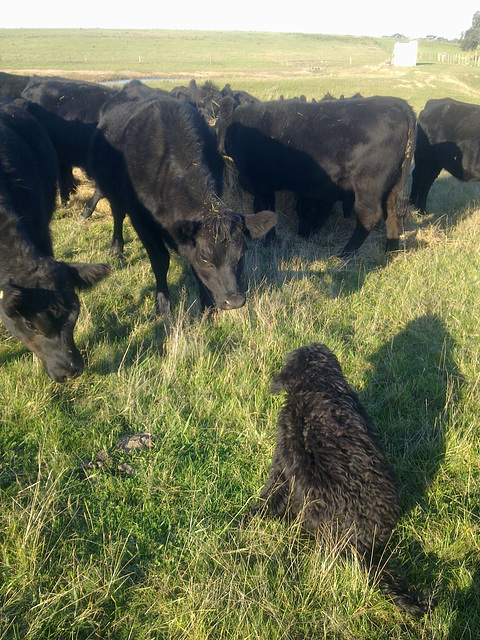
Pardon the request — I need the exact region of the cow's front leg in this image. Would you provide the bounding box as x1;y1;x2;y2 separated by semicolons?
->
127;212;173;317
110;208;126;257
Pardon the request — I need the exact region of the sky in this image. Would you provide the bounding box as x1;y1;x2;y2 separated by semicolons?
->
1;1;479;42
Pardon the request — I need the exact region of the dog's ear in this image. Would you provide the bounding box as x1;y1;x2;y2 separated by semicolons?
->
269;373;287;394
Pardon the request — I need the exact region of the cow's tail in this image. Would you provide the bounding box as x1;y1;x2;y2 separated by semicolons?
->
397;107;417;222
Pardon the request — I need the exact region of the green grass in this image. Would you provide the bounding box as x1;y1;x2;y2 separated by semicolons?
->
1;30;480;639
0;30;394;73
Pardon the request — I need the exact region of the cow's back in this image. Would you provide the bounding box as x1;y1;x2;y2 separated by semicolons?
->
21;75;116;122
417;98;480;183
419;98;480;141
228;96;414;156
93;95;223;220
0;71;30;99
0;97;57;251
221;96;415;199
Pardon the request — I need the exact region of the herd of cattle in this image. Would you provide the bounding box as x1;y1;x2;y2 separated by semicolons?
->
0;70;479;381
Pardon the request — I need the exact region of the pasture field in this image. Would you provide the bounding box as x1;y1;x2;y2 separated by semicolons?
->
1;29;480;639
3;28;480;109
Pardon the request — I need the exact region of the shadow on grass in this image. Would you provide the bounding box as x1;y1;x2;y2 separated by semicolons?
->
410;172;480;233
365;312;458;503
257;174;480;291
0;336;26;369
83;304;167;376
244;223;388;304
364;312;463;609
447;565;480;639
77;253;203;377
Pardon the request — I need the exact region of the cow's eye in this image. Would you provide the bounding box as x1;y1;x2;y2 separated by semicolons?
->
200;252;212;265
25;321;37;333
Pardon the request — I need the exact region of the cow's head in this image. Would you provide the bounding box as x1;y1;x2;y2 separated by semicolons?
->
0;260;110;382
174;209;276;311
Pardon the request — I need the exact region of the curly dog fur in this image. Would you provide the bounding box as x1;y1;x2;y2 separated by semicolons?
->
257;343;430;615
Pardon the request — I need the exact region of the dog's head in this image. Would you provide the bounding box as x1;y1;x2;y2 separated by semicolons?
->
269;343;343;394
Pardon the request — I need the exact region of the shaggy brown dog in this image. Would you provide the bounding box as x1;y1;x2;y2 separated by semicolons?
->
257;343;430;615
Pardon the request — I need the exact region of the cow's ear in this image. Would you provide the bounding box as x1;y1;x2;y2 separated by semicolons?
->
0;284;24;318
242;210;277;239
188;78;198;98
173;220;202;245
66;262;111;290
218;96;235;121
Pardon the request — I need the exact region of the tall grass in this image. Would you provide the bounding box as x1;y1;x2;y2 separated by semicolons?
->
1;31;480;639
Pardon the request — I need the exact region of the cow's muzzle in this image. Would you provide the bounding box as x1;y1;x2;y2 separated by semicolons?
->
220;293;246;310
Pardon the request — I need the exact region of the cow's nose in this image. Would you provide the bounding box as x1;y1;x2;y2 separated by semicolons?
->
51;358;84;383
222;293;245;310
70;360;84;379
54;366;82;383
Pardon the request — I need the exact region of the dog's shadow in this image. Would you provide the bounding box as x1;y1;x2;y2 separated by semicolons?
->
446;565;480;639
363;312;462;598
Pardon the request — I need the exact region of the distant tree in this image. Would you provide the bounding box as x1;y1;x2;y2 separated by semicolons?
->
460;11;480;50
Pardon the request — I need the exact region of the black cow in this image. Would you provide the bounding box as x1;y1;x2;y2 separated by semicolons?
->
170;78;198;104
216;96;416;253
0;71;31;99
171;80;259;123
305;93;362;223
20;75;117;214
171;79;225;123
81;79;174;221
220;83;259;108
410;97;480;213
115;79;171;101
0;97;110;382
317;91;363;102
88;88;276;316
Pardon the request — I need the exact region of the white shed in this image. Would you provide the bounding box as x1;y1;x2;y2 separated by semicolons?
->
393;40;418;66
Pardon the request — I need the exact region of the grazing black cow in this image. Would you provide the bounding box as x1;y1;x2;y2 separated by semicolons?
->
88;88;276;316
0;98;110;382
410;97;480;213
317;91;363;102
20;75;117;213
256;343;431;616
216;95;416;253
170;80;258;123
